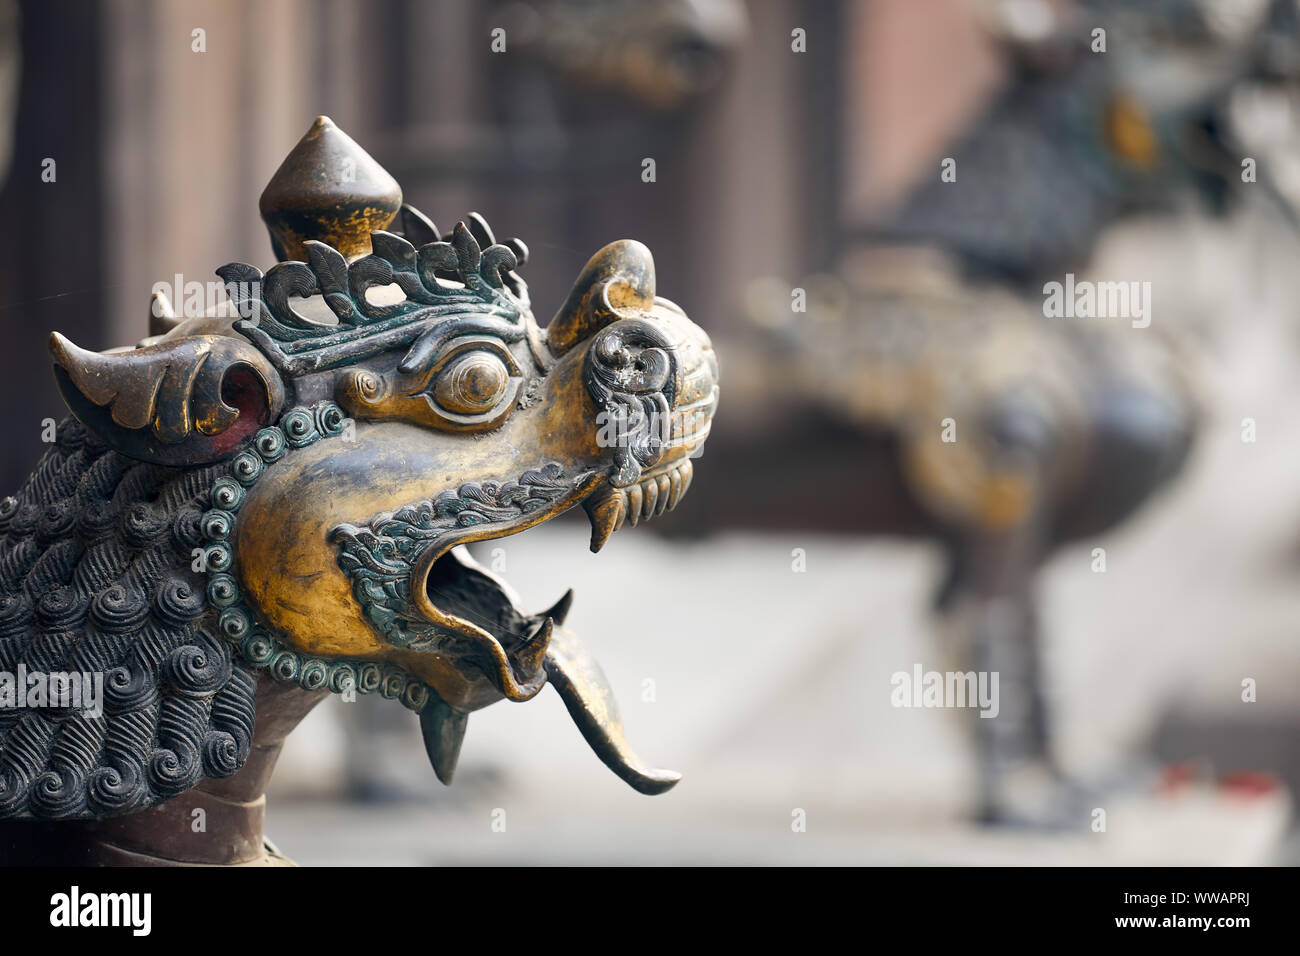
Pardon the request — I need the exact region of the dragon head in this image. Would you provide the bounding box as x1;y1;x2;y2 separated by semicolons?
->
507;0;745;110
47;117;718;795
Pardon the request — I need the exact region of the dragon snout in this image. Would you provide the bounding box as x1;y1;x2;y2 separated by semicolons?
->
577;302;717;553
622;298;718;471
544;239;718;538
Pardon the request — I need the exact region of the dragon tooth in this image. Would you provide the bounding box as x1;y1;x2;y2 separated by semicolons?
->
641;476;659;518
626;483;643;526
541;589;574;626
583;487;625;553
678;459;693;499
514;616;553;675
655;475;671;515
667;467;683;510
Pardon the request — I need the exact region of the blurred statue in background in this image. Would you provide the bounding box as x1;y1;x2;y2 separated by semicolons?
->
687;0;1299;824
744;253;1196;824
385;0;744;183
881;0;1300;278
504;0;745;111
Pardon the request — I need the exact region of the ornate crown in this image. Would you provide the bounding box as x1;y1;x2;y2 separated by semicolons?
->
216;116;532;376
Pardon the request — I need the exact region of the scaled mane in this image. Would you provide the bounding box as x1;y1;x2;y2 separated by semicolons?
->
0;419;256;819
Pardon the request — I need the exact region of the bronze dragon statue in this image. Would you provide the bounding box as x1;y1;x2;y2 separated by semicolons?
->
0;117;718;865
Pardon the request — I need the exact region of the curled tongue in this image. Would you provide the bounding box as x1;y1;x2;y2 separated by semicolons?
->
418;621;682;794
417;623;681;794
543;623;681;795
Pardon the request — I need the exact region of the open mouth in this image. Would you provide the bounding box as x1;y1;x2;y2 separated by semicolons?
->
418;544;563;702
404;454;705;796
411;452;704;697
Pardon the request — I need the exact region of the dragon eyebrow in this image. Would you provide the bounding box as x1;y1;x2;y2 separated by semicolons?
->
398;317;525;374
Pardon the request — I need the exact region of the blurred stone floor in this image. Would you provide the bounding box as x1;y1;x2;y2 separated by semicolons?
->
266;209;1300;865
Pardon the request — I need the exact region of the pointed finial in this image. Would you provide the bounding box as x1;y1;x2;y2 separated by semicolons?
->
258;116;402;263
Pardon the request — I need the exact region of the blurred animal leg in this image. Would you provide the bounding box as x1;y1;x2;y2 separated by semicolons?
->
942;526;1058;825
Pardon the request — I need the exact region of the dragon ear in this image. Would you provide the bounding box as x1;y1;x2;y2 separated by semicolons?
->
49;332;286;466
546;240;656;356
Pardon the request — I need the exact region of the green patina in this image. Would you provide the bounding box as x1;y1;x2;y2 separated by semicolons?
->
198;401;434;712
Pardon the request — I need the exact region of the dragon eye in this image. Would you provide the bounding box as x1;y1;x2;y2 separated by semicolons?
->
431;351;510;415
